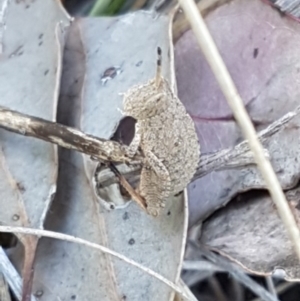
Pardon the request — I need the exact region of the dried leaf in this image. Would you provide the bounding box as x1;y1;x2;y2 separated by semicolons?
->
0;0;70;299
28;13;188;300
200;189;300;280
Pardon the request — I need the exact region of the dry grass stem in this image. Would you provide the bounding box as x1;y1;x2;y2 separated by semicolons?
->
0;226;192;301
183;260;224;272
173;0;231;41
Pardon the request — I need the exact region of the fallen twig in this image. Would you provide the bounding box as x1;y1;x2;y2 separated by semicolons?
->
0;106;142;164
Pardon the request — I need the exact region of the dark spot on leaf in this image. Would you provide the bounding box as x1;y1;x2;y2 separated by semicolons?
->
167;211;171;216
25;5;30;9
39;33;43;39
110;204;115;210
39;41;43;46
9;45;24;58
174;142;179;147
71;295;76;300
253;48;259;58
106;67;118;77
123;212;129;220
136;60;143;67
100;66;122;84
17;182;25;192
128;238;135;245
44;69;49;76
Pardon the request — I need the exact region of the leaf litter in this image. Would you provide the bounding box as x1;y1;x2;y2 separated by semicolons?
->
3;0;300;298
175;0;300;280
1;11;190;301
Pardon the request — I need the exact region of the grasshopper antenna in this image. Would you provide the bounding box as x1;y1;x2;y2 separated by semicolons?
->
155;47;162;88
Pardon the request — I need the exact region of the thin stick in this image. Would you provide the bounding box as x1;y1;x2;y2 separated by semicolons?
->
109;163;147;210
0;106;142;164
178;0;300;260
173;0;231;41
182;260;224;272
0;226;192;301
265;276;277;298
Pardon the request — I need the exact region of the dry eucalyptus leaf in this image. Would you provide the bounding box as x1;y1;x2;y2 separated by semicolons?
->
175;0;300;225
81;12;187;300
200;189;300;280
0;0;70;299
27;13;188;301
0;0;70;229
